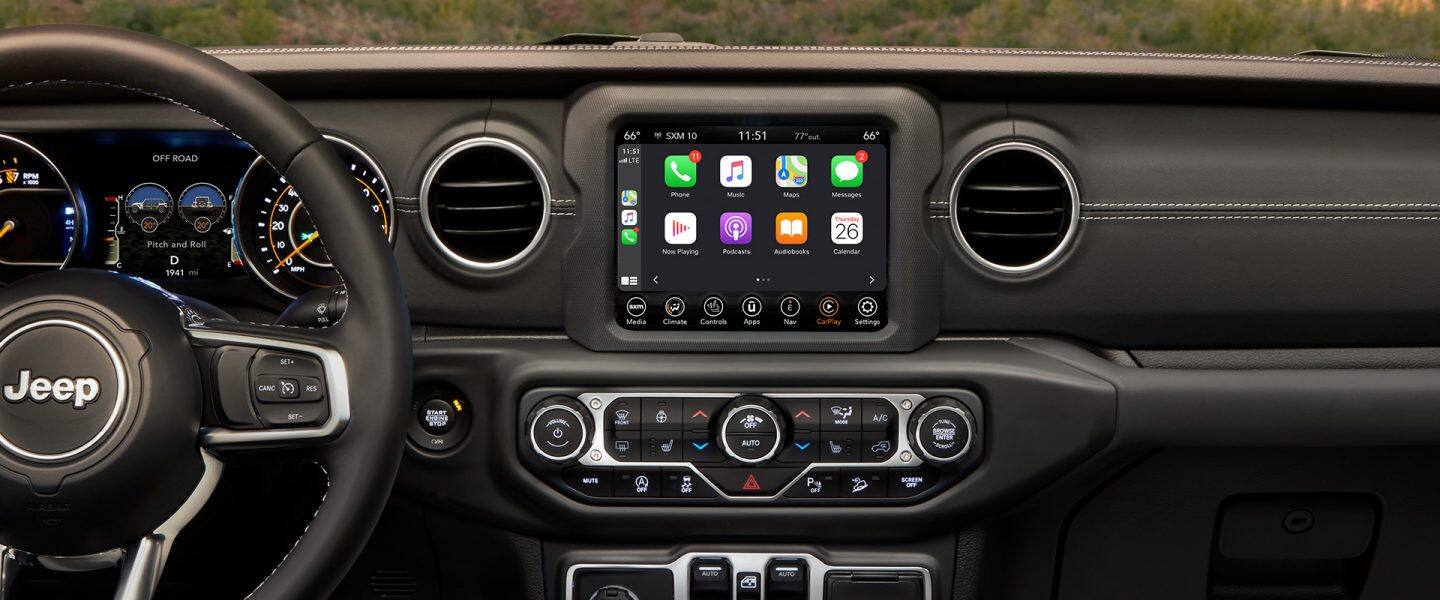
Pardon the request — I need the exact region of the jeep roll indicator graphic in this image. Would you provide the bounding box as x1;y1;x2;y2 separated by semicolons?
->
0;319;125;461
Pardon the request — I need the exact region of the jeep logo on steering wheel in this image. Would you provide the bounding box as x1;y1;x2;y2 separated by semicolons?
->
3;370;101;410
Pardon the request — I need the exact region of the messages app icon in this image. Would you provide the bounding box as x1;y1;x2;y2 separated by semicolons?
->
831;155;863;188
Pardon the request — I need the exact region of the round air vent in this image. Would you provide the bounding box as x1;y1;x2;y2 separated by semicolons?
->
420;138;550;270
950;142;1078;274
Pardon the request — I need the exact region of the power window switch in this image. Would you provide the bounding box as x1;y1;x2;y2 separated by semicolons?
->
736;571;762;600
689;557;731;599
766;558;808;598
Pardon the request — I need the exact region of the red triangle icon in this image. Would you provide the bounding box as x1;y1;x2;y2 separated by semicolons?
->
742;473;762;492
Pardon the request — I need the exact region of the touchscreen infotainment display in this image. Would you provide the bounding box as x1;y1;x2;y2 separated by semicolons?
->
615;124;887;331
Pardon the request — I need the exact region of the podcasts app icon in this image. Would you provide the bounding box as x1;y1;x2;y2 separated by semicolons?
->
720;212;752;245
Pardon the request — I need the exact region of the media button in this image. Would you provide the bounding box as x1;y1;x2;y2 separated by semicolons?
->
625;296;648;317
702;295;725;317
779;295;802;318
817;295;841;318
741;295;764;317
663;296;686;318
819;433;858;462
857;295;879;318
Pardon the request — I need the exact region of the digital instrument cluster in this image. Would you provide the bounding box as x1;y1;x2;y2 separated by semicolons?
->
615;124;888;332
0;130;393;298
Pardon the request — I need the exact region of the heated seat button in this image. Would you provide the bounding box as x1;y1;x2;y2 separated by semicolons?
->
783;469;839;499
644;433;684;462
563;467;613;497
698;467;802;496
819;433;858;462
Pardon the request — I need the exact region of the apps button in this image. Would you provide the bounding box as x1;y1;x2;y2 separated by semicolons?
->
775;212;808;245
664;212;696;245
720;212;752;245
664;154;696;188
720;155;752;188
775;155;809;187
741;295;764;317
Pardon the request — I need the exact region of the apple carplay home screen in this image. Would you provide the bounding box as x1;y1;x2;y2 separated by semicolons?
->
615;124;887;332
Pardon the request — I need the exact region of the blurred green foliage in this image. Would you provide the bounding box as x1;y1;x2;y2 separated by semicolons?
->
1;0;1437;56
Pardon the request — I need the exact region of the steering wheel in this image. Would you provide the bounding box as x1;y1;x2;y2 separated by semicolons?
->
0;25;411;599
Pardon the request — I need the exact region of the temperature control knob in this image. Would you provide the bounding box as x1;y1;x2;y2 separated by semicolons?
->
719;396;786;464
527;396;593;464
909;397;975;465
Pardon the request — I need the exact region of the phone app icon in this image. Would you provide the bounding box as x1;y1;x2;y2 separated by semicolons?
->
830;212;863;244
775;212;808;244
664;155;696;188
720;155;752;188
620;189;638;206
621;209;638;226
664;212;697;245
720;212;752;245
775;155;808;188
620;228;639;246
831;155;863;188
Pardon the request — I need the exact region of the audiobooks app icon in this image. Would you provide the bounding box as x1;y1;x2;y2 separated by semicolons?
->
775;212;808;245
664;212;697;245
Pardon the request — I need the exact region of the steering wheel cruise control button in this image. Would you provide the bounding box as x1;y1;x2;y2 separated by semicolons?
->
910;397;975;464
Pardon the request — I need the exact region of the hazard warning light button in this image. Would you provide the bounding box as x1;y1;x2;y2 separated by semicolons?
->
697;467;803;496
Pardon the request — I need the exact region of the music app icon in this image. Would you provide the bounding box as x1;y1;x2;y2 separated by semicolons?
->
719;155;752;188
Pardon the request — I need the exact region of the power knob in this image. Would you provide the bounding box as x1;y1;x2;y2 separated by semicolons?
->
526;396;593;464
718;395;786;464
909;397;975;465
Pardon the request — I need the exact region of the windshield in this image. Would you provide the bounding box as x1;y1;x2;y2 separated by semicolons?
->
2;0;1436;56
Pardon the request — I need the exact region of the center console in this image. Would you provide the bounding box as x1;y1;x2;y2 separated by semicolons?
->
519;389;983;504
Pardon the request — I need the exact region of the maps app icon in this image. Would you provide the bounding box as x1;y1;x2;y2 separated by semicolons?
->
775;155;808;187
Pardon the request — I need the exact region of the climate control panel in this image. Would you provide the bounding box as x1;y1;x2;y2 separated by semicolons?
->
519;389;983;504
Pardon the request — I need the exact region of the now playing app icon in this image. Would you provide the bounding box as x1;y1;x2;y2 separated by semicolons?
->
720;212;752;245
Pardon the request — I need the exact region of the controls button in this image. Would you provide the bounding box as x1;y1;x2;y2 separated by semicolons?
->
645;433;684;462
775;398;819;430
819;433;858;463
767;559;808;596
529;405;588;463
702;295;725;317
857;295;879;318
608;431;641;462
663;467;718;499
784;469;839;499
255;402;328;427
296;376;324;402
683;431;724;463
862;399;897;432
911;398;976;464
779;295;802;318
737;572;762;600
683;397;725;429
641;398;682;430
863;432;896;462
563;467;614;497
841;469;887;498
820;398;863;431
887;468;941;498
817;295;841;318
778;431;819;463
614;469;661;498
690;557;732;597
625;296;647;317
698;467;802;496
723;406;778;437
663;296;686;317
605;398;640;431
740;295;763;317
418;398;456;436
724;434;778;462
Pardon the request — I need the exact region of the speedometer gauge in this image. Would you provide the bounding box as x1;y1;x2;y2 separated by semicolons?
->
235;135;393;298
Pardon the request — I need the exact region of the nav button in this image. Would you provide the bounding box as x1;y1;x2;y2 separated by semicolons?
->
625;296;647;317
779;295;801;318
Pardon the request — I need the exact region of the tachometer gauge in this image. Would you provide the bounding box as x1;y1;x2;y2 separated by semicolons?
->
235;135;393;298
0;133;80;268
